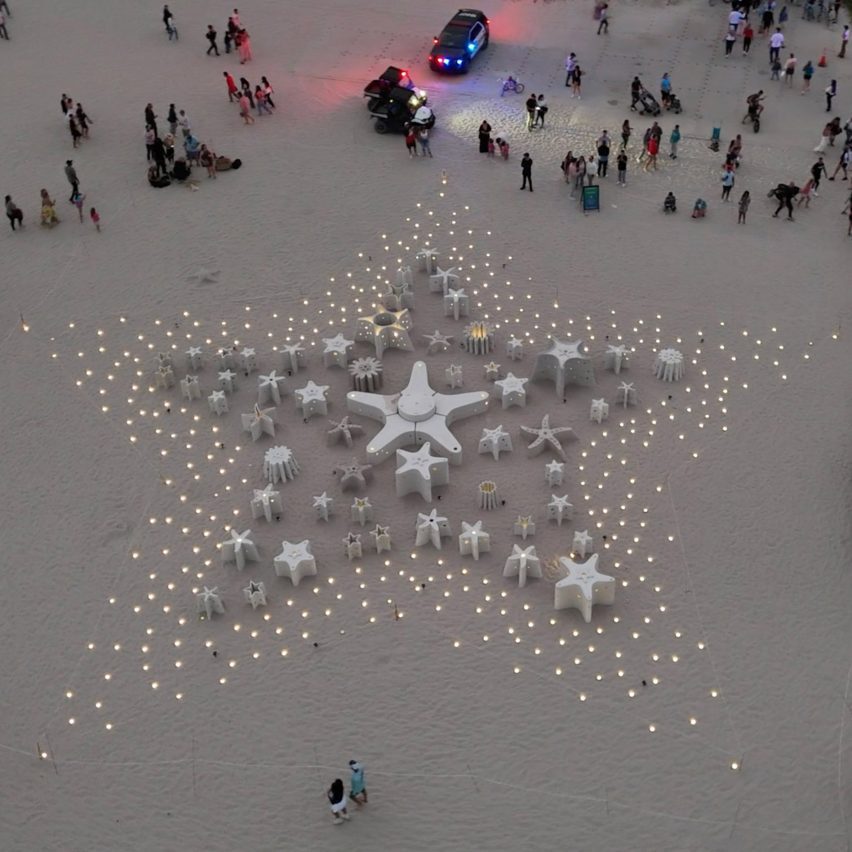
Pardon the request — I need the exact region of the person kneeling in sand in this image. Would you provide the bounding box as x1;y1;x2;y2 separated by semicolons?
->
148;164;172;188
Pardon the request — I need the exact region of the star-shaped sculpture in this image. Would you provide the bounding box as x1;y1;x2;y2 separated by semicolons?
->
348;357;383;392
493;373;529;409
257;370;289;405
573;529;594;558
532;338;594;397
478;425;513;461
395;442;449;502
383;277;414;311
327;416;364;448
521;414;575;460
604;344;629;374
243;580;267;609
240;347;257;373
273;540;317;587
350;496;374;526
263;445;300;484
355;308;413;359
208;389;228;416
554;554;615;623
547;494;574;526
343;531;362;560
188;267;220;284
443;288;469;321
616;381;637;408
280;343;306;374
242;404;276;442
513;515;535;540
416;247;440;274
186;345;204;370
347;360;489;465
197;586;225;618
429;265;459;295
322;333;354;368
250;483;282;522
294;380;330;418
414;509;452;549
545;460;565;486
313;491;334;521
370;523;392;554
218;369;237;393
506;336;524;360
220;529;259;571
503;544;542;588
423;330;453;355
335;459;373;492
483;361;501;381
458;520;490;561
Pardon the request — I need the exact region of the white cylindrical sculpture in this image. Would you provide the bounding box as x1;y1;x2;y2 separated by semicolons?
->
263;445;300;484
654;348;684;382
208;390;229;416
478;481;499;511
180;375;201;401
349;357;383;392
463;321;495;356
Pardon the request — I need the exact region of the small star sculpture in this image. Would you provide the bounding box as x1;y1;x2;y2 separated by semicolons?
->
257;370;289;405
547;494;574;526
503;544;542;588
483;361;501;381
355;308;414;358
350;496;374;526
218;369;237;393
513;515;536;540
280;343;306;374
343;531;363;560
604;344;629;374
250;483;282;522
416;247;440;274
220;529;259;571
444;288;469;321
429;265;459;295
240;346;257;373
186;346;204;370
243;580;267;609
423;330;453;355
554;554;615;623
573;529;595;558
197;586;225;618
395;442;449;502
294;380;330;418
322;333;354;368
313;491;334;521
478;425;513;461
188;267;220;284
273;540;317;587
493;373;529;409
532;338;594;396
370;524;392;554
521;414;575;460
545;460;565;486
414;508;452;550
327;416;364;448
336;459;373;492
458;520;491;561
242;404;276;442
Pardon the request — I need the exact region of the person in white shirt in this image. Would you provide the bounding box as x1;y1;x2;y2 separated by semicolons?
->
840;24;849;59
769;29;785;64
728;9;743;32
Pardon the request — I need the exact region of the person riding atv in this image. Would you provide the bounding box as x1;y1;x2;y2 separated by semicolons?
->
743;91;765;123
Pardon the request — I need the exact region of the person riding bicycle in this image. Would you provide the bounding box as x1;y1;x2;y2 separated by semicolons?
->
744;91;765;123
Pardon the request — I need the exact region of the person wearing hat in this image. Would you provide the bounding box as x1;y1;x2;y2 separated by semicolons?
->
348;760;367;805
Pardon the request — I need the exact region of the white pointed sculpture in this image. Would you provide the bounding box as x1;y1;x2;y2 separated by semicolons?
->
218;369;237;393
186;346;204;371
155;365;175;389
327;416;364;448
590;398;609;424
370;523;392;554
197;586;225;618
513;515;536;540
654;348;684;382
156;352;173;370
503;544;542;588
616;381;637;408
478;481;499;511
343;532;363;561
355;308;413;358
181;375;201;401
424;330;453;355
547;494;574;526
462;321;495;356
532;338;595;397
336;459;373;491
273;540;317;586
483;362;501;382
347;360;489;465
242;404;276;442
313;492;334;521
545;460;565;487
478;425;513;461
396;265;413;288
240;347;257;374
395;442;449;501
208;390;229;415
349;357;383;392
243;580;267;609
445;364;463;388
458;520;490;560
506;337;524;361
250;484;283;522
416;247;440;274
429;265;460;295
415;509;452;549
220;528;259;571
257;370;289;405
350;497;374;526
604;344;629;374
294;380;330;418
216;348;236;369
493;373;528;409
554;554;615;623
573;529;594;558
263;445;300;484
280;343;306;374
521;415;575;460
322;334;354;368
443;288;469;320
382;277;414;311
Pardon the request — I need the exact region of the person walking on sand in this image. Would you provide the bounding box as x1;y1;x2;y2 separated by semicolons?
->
349;761;368;805
571;64;583;99
597;137;609;177
0;0;9;17
90;207;101;232
535;94;548;128
784;53;796;86
801;60;814;93
743;21;754;54
616;147;628;185
725;29;736;57
75;103;91;138
224;71;239;102
64;160;79;202
255;85;272;115
5;195;23;229
145;125;156;161
644;134;659;171
199;144;217;178
564;52;577;87
721;167;735;200
525;93;537;131
621;119;631;149
573;155;586;195
520;152;533;191
145;103;158;136
669;124;681;159
240;77;255;109
206;25;219;55
829;144;851;180
0;10;9;40
418;126;433;157
40;189;59;226
597;3;609;34
238;92;255;124
69;115;82;148
839;24;849;58
478;119;492;153
238;29;252;64
796;177;815;207
261;76;275;108
152;135;168;176
167;104;178;135
405;124;418;157
71;190;86;222
327;779;350;825
178;109;191;139
737;190;750;224
811;156;826;194
814;120;832;152
825;80;837;112
769;29;784;65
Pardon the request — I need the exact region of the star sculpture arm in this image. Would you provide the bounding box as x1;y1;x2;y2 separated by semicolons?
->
554;554;615;623
347;361;489;465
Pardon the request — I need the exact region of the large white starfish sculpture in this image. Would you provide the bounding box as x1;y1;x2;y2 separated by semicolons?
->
554;554;615;623
273;540;317;587
355;308;413;358
532;338;595;397
395;442;449;501
347;360;489;465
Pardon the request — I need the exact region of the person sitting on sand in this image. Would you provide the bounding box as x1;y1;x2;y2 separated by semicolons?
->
148;164;171;188
171;158;191;181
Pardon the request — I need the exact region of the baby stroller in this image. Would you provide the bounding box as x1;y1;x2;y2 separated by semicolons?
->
638;89;661;116
691;198;707;219
663;192;677;213
665;91;683;114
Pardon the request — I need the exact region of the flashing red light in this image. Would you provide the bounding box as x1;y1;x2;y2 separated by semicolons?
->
400;69;408;77
433;36;438;43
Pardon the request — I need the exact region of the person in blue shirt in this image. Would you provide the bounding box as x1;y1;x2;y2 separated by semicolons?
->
349;760;368;805
660;73;672;109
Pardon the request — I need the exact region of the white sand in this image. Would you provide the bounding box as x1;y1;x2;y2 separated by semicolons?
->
2;0;851;849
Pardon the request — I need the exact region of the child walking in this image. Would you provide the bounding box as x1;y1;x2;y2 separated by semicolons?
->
737;191;750;224
404;124;417;157
90;207;101;231
71;190;86;222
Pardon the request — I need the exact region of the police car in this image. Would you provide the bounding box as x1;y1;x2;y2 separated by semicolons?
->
428;9;489;73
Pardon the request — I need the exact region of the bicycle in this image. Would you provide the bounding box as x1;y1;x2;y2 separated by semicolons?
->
499;76;525;96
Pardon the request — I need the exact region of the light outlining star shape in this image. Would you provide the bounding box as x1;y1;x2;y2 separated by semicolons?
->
347;360;489;465
554;554;615;623
423;330;453;355
355;307;413;358
521;414;575;460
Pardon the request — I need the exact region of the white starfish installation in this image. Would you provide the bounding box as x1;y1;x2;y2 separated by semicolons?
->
443;288;469;320
322;333;354;368
370;523;392;554
313;491;334;521
243;580;267;609
521;414;575;460
513;515;535;540
545;460;565;486
423;330;453;355
395;442;449;501
242;404;276;442
250;483;283;522
503;544;542;588
554;554;615;623
478;425;513;461
414;509;452;549
547;494;574;526
355;308;413;358
573;529;594;558
604;344;629;374
415;247;440;274
186;346;204;371
197;586;225;618
429;265;459;294
326;416;364;448
218;369;237;393
208;390;228;416
532;338;595;397
493;373;528;409
294;380;330;418
347;360;489;465
273;540;317;586
257;370;289;405
220;528;260;571
458;520;490;560
280;343;306;374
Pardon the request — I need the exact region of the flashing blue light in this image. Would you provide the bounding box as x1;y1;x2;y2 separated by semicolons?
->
468;42;476;51
457;58;463;65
